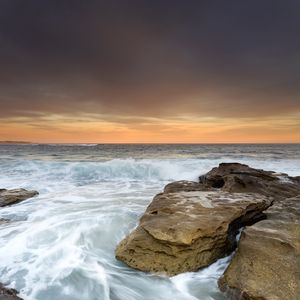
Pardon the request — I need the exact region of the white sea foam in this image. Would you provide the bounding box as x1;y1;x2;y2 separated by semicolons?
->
171;255;232;300
1;157;299;190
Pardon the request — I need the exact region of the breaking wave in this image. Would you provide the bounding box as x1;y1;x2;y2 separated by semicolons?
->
0;158;218;190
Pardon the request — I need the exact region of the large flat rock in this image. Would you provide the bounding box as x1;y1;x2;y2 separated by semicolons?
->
116;189;272;275
0;188;38;207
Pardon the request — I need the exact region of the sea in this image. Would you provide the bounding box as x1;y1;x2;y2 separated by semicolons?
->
0;143;299;300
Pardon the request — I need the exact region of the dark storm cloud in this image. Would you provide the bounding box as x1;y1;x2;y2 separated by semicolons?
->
0;0;300;118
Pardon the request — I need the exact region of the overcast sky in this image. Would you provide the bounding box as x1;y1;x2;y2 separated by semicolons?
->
1;0;300;142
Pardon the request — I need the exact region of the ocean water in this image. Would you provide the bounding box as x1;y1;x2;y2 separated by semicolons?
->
0;144;299;300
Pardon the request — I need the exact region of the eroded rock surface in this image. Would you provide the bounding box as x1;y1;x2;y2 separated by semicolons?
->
0;283;23;300
163;180;207;193
219;195;300;300
200;163;300;199
116;162;300;285
0;188;38;207
116;183;272;275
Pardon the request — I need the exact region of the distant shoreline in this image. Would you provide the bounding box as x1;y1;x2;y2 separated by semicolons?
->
0;142;299;145
0;141;33;144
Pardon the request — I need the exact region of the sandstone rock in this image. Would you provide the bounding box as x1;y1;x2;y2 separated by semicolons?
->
0;189;38;207
200;163;300;199
163;180;207;193
0;283;23;300
211;163;300;300
116;162;300;284
116;189;272;275
218;195;300;300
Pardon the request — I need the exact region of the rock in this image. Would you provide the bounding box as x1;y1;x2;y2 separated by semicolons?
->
218;194;300;300
163;180;207;193
212;163;300;300
116;162;300;280
200;163;300;199
0;283;23;300
0;218;10;225
0;189;38;207
116;188;272;275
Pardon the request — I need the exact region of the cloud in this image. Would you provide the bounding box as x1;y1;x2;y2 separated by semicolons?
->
0;0;300;141
0;112;299;143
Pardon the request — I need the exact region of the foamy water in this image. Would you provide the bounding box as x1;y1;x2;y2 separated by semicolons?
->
0;144;299;300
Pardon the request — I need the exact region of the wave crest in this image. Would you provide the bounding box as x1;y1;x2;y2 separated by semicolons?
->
0;159;209;187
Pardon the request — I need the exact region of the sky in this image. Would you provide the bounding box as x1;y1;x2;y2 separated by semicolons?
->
0;0;300;143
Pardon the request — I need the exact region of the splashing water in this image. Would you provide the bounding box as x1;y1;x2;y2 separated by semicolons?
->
0;144;299;300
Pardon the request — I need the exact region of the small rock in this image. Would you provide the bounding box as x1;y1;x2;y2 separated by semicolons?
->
0;218;10;225
0;283;23;300
0;189;39;207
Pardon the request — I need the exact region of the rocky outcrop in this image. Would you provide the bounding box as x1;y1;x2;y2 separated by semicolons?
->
115;163;280;275
116;162;300;286
199;164;300;300
218;195;300;300
200;163;300;199
0;188;38;207
0;283;23;300
116;190;271;275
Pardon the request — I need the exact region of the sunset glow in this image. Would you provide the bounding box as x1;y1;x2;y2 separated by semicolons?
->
1;113;299;143
1;1;300;143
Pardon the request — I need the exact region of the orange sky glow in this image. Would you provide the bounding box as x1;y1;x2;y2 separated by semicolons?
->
1;113;299;143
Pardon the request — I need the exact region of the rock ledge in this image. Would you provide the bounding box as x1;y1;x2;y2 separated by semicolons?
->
115;163;288;276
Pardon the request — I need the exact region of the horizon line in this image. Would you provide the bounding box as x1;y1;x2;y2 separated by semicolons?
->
1;141;300;145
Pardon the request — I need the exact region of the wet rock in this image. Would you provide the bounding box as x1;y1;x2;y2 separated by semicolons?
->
163;180;207;193
0;283;23;300
0;188;38;207
115;188;272;275
218;194;300;300
116;162;300;286
0;218;10;225
200;163;300;199
208;163;300;300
